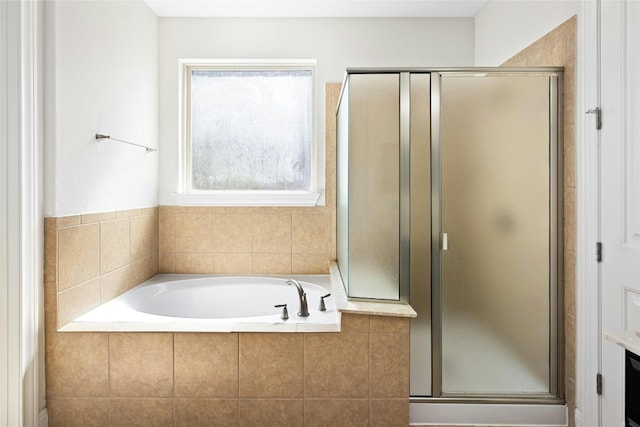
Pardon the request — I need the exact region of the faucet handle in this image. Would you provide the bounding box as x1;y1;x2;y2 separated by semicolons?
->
319;294;331;311
274;304;289;320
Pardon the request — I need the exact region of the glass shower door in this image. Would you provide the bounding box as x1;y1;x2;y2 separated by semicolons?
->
438;74;555;395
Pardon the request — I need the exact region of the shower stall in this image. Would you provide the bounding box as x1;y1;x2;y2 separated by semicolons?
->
336;68;564;404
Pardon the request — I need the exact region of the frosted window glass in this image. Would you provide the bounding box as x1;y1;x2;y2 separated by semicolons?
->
190;70;312;191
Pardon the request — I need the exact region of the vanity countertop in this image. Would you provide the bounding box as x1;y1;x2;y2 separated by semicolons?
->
605;329;640;356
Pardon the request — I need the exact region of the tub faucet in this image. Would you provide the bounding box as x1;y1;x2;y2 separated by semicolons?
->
286;279;309;317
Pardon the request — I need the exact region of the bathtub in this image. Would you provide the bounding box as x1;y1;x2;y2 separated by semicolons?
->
64;274;340;332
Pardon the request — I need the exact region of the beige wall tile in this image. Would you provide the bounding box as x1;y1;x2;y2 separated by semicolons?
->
370;316;409;334
341;313;370;333
304;333;369;398
100;266;133;303
142;207;158;217
159;205;186;215
252;253;291;274
370;333;409;398
566;313;576;379
58;224;100;291
175;399;238;427
239;333;303;398
47;398;109;427
109;333;174;397
227;207;258;216
129;255;157;286
109;399;174;427
57;215;81;228
566;377;576;426
175;333;238;398
159;252;174;273
44;281;58;332
82;212;116;224
565;187;576;252
213;213;252;252
159;212;175;254
44;217;57;283
46;332;109;397
44;263;57;285
239;399;303;427
58;278;101;327
213;253;252;274
304;399;369;427
565;250;576;317
100;219;131;274
291;254;330;274
117;208;143;218
175;213;214;253
564;123;576;188
330;209;337;260
186;206;218;214
291;212;332;254
175;253;214;274
252;213;291;253
253;207;293;215
131;214;155;262
325;85;337;132
370;399;409;427
326;146;337;214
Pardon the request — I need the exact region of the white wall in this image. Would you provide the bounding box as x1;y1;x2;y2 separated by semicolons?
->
158;18;474;204
45;0;158;217
474;0;580;66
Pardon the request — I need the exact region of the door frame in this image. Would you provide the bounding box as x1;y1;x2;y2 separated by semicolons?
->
575;0;602;425
0;0;45;425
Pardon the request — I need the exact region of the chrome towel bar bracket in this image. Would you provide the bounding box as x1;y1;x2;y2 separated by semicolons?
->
95;133;157;153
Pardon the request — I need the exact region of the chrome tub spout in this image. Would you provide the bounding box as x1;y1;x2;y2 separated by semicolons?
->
286;279;309;317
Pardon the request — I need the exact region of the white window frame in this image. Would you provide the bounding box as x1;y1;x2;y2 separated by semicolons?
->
177;59;321;206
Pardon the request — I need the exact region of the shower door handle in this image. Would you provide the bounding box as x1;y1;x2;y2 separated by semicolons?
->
442;232;449;251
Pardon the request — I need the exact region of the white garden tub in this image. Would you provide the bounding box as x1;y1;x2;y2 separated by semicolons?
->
64;274;340;332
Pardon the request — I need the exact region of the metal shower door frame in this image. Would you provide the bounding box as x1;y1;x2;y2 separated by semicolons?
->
424;68;564;403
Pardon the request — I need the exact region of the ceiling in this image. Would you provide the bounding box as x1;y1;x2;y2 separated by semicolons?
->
144;0;489;18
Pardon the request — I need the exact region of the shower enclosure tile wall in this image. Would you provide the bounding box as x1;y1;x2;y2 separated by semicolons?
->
503;16;576;426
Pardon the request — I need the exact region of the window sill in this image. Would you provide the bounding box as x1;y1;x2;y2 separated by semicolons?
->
173;191;323;207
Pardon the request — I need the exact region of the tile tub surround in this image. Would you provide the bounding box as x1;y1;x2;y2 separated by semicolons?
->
45;313;410;427
503;16;577;427
44;208;159;331
158;205;335;275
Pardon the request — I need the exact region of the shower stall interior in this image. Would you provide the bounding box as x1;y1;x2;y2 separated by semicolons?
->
336;68;563;402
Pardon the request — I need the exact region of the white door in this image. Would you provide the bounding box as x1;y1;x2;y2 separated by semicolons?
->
600;1;640;426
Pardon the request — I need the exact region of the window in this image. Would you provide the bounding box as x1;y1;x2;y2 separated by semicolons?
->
181;60;319;206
